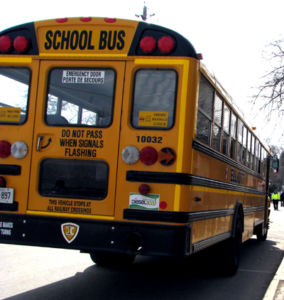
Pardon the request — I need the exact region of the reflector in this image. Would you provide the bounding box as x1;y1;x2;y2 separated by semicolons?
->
122;146;140;164
11;141;28;159
139;184;150;195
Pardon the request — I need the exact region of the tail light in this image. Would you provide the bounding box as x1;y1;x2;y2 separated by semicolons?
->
140;147;157;165
0;141;11;158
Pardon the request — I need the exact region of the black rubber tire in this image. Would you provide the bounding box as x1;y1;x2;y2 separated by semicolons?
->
90;252;136;267
257;230;267;241
225;214;242;276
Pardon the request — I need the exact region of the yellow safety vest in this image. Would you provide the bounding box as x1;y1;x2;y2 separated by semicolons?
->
272;193;280;200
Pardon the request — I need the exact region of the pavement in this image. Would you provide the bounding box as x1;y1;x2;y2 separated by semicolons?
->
263;205;284;300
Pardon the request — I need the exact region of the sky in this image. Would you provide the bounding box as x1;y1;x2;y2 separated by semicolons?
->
1;0;284;145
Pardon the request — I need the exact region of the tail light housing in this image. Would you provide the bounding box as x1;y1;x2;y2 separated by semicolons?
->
0;141;11;158
140;147;158;165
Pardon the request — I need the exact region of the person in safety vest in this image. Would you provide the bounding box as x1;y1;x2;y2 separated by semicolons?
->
271;190;280;210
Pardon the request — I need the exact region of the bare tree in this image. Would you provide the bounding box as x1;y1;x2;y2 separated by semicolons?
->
252;38;284;140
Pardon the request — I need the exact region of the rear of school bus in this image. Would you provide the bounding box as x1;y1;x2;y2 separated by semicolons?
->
0;17;200;262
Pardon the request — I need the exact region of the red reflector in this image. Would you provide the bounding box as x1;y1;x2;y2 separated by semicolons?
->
104;18;116;23
158;36;175;54
139;184;150;195
140;147;158;165
56;18;68;23
80;17;92;22
0;141;11;158
140;36;157;54
13;36;30;53
160;201;167;209
0;35;13;53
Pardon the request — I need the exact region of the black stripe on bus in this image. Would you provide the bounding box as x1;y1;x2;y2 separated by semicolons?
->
192;139;266;181
124;206;264;223
0;165;21;175
126;171;265;195
124;208;234;223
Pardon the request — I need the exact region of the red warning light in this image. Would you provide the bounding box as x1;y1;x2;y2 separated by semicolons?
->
0;35;13;53
13;36;30;53
140;36;157;54
0;141;11;158
158;36;175;54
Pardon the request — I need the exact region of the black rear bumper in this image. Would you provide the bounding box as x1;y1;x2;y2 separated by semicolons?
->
0;213;191;257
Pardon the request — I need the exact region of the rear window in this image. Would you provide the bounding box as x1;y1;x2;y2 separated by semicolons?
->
131;69;177;130
45;68;116;127
39;159;108;200
0;67;30;124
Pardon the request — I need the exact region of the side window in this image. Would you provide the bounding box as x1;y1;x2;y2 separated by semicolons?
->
251;136;255;170
0;67;30;124
242;126;247;165
46;68;116;127
230;114;237;160
213;94;223;151
222;104;230;156
247;131;251;168
255;139;260;173
237;120;243;163
131;69;177;130
196;76;214;145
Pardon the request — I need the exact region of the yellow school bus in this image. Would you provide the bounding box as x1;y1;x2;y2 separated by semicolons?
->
0;17;272;275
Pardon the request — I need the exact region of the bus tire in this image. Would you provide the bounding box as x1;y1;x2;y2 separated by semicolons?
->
225;214;242;276
90;252;136;267
257;229;267;241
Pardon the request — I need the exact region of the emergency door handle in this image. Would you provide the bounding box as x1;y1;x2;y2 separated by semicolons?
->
37;136;44;151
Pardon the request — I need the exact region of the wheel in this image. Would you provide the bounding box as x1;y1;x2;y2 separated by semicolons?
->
224;214;242;276
90;252;136;267
257;227;268;241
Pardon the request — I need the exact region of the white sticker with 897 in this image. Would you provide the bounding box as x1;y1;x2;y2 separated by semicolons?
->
0;188;14;204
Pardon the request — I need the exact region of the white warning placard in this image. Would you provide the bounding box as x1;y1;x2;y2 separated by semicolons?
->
62;70;105;84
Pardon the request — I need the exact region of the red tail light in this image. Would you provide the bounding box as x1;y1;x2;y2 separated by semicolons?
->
13;36;30;53
139;36;157;54
0;141;11;158
140;147;157;165
158;36;175;54
0;35;13;53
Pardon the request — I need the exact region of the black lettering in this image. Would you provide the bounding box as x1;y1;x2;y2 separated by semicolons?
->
70;31;79;50
53;30;61;50
108;31;117;50
61;30;70;50
79;31;88;50
99;130;103;138
45;30;53;50
87;31;95;50
99;31;108;50
117;30;125;50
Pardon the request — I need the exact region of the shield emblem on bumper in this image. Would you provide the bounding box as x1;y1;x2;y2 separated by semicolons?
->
61;223;79;243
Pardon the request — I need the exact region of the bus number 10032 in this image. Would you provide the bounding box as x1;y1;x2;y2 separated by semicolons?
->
136;136;163;143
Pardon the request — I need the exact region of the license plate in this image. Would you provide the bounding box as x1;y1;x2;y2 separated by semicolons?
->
0;188;14;204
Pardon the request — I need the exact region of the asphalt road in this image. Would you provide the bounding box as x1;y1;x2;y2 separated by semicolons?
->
1;206;284;300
